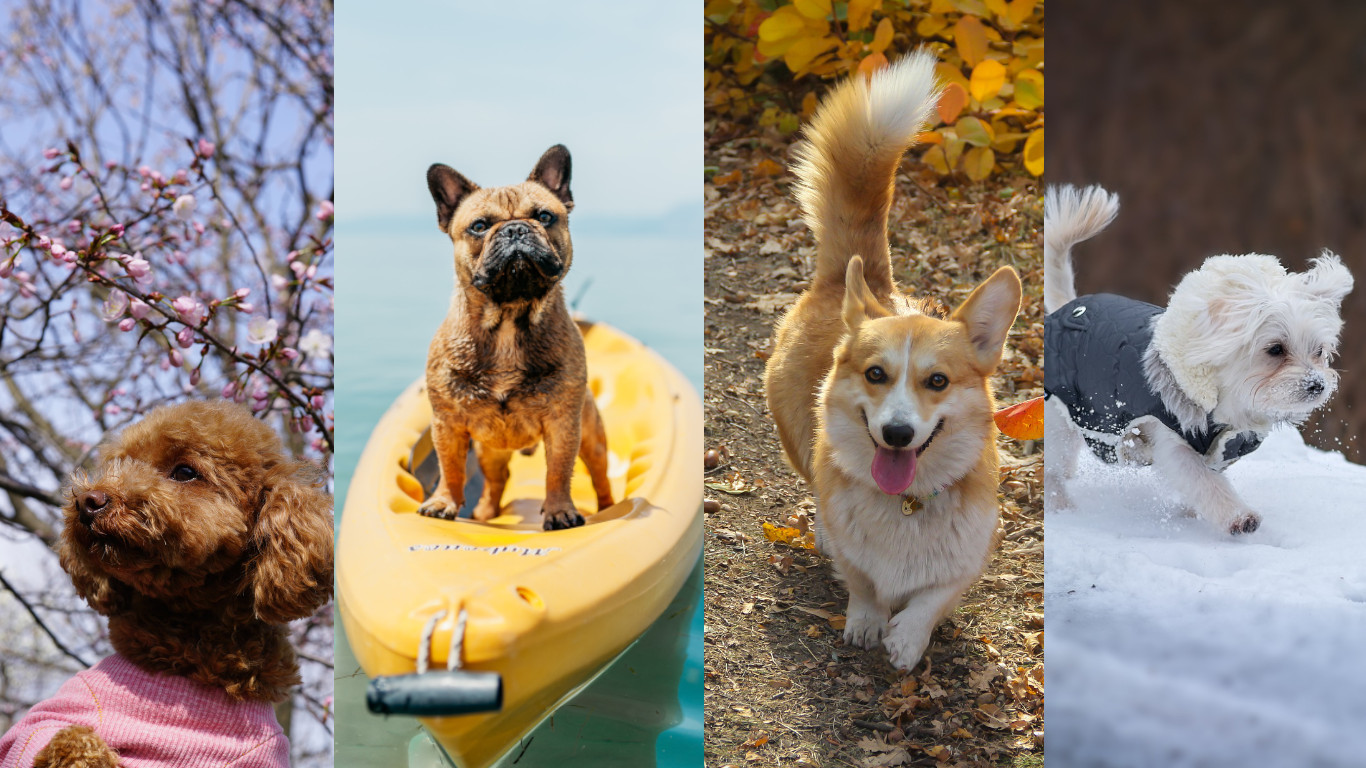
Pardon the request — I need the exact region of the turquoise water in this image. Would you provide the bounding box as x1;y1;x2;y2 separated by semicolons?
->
334;217;702;767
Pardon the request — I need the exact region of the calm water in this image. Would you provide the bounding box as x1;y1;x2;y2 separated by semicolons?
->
334;217;702;767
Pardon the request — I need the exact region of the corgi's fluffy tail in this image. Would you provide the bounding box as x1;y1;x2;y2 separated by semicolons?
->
1043;184;1120;313
793;50;941;296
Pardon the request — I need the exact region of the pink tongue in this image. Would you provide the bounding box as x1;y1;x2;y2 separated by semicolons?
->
871;447;918;495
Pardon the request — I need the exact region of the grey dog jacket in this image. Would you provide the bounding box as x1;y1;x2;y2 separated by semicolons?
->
1044;293;1264;468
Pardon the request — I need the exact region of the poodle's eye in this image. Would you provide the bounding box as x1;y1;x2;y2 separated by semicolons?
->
926;373;949;391
467;219;489;236
1267;343;1285;357
536;210;556;227
1317;346;1326;359
865;366;887;384
170;464;199;482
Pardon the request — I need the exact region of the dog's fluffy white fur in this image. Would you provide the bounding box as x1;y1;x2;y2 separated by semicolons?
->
1045;184;1353;534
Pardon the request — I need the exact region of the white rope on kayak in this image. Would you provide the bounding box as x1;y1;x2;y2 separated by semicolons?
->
417;609;446;675
447;608;468;671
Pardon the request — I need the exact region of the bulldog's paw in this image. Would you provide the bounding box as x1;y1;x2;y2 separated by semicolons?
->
471;497;501;522
418;493;462;520
541;501;585;530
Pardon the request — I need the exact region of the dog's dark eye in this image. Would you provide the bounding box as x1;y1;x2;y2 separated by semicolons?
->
926;373;949;390
468;219;489;236
536;211;556;227
1267;343;1285;357
1317;346;1326;358
170;464;199;482
865;366;887;384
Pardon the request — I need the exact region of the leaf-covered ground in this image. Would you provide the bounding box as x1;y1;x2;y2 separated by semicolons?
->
702;117;1045;768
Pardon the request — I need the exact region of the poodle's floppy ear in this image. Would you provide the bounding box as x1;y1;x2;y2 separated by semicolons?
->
251;461;334;624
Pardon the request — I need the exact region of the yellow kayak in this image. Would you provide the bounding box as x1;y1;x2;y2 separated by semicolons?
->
337;321;702;768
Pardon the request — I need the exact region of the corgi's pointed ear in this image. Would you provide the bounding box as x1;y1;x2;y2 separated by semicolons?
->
1300;250;1354;306
952;266;1022;370
842;256;890;330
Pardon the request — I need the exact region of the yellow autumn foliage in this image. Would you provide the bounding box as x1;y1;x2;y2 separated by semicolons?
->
705;0;1044;179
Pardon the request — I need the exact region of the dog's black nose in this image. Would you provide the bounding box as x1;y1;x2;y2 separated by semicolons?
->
1305;377;1325;396
499;221;531;241
78;491;109;526
882;423;914;448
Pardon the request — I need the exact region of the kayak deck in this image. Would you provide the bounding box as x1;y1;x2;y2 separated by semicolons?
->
337;322;702;768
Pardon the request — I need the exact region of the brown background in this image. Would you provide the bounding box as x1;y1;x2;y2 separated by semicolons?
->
1051;0;1366;461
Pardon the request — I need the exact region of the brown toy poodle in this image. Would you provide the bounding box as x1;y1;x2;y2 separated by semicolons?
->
0;400;333;768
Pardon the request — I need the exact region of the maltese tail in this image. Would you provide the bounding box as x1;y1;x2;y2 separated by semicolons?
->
1044;184;1121;313
793;50;941;296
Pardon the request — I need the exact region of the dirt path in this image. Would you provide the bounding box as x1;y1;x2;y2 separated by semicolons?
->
702;120;1045;768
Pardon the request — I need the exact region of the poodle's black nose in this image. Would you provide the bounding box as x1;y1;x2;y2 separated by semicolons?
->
78;491;108;526
882;423;915;448
1305;377;1325;396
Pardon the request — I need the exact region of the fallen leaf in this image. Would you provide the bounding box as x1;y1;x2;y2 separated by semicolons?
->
713;169;743;186
994;396;1044;440
754;158;785;177
762;521;816;549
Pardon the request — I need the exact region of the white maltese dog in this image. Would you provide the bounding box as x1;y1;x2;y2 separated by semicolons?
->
1044;184;1353;535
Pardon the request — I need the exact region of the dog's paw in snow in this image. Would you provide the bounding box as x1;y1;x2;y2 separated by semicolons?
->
1229;511;1261;535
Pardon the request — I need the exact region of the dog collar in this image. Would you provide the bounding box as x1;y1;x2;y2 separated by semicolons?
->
900;488;942;516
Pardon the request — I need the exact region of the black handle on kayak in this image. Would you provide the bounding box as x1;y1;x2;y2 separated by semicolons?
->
366;670;503;716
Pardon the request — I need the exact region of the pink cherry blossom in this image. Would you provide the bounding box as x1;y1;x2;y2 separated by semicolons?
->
299;328;331;359
59;176;73;190
172;194;196;221
197;138;216;158
176;327;194;348
125;255;151;281
315;200;333;221
43;147;60;159
172;295;203;325
246;316;278;345
168;349;184;367
98;291;128;322
129;297;150;319
118;317;135;332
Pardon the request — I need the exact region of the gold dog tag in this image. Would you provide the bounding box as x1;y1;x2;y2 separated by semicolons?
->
901;496;922;516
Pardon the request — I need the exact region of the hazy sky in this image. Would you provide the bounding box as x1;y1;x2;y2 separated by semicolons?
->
335;0;699;222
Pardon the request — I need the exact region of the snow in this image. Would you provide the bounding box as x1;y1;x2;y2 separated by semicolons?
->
1047;426;1366;768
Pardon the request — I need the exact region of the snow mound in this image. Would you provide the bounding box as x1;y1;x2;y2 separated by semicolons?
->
1047;427;1366;767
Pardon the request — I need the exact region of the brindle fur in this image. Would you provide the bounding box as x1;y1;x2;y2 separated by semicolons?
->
420;145;613;530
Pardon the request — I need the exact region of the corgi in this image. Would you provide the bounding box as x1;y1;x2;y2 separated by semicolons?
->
763;51;1023;670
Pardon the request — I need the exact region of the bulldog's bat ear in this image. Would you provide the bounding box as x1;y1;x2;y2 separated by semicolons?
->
529;144;573;210
427;164;478;232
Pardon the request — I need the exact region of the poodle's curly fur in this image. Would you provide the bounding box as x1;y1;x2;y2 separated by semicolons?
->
59;400;333;701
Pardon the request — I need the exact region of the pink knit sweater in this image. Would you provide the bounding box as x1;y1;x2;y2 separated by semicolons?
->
0;654;288;768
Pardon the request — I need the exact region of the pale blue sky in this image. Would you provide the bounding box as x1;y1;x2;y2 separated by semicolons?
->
336;0;699;222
